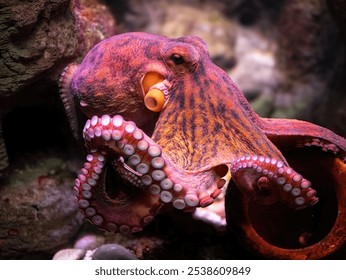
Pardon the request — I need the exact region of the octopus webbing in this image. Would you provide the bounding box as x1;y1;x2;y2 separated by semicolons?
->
59;32;346;254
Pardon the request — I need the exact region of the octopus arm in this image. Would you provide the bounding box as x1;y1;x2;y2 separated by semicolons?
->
260;118;346;162
59;64;80;139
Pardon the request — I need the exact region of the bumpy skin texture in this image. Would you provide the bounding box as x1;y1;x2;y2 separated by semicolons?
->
60;32;346;234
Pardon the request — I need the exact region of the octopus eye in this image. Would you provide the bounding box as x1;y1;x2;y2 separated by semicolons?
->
170;53;184;65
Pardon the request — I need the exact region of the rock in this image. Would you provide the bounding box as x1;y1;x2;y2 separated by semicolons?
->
0;0;116;172
92;244;138;260
0;0;116;97
0;154;83;259
228;26;278;115
52;248;86;260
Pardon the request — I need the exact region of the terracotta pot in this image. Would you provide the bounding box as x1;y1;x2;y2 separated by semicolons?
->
226;148;346;259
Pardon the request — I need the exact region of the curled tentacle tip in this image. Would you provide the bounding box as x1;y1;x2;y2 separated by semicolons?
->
144;88;165;112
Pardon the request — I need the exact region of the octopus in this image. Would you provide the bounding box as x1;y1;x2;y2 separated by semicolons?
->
59;32;346;257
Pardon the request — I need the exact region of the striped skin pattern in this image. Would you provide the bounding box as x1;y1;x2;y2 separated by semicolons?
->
60;32;346;233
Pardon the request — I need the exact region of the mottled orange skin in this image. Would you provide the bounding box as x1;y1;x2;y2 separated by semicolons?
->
61;33;346;250
71;33;286;167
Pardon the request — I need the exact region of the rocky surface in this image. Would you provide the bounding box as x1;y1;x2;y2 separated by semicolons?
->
0;0;116;97
0;0;76;97
0;153;83;259
0;0;116;172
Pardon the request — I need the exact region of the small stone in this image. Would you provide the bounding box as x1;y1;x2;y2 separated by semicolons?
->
92;244;138;260
53;249;86;260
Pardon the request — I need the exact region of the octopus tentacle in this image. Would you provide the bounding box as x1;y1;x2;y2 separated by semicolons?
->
74;149;163;233
74;114;228;231
59;64;79;139
261;118;346;162
230;155;318;209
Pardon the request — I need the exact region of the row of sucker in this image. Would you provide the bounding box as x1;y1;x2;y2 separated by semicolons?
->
296;137;339;154
81;115;227;214
74;151;107;228
296;137;346;163
230;155;319;209
74;151;159;233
